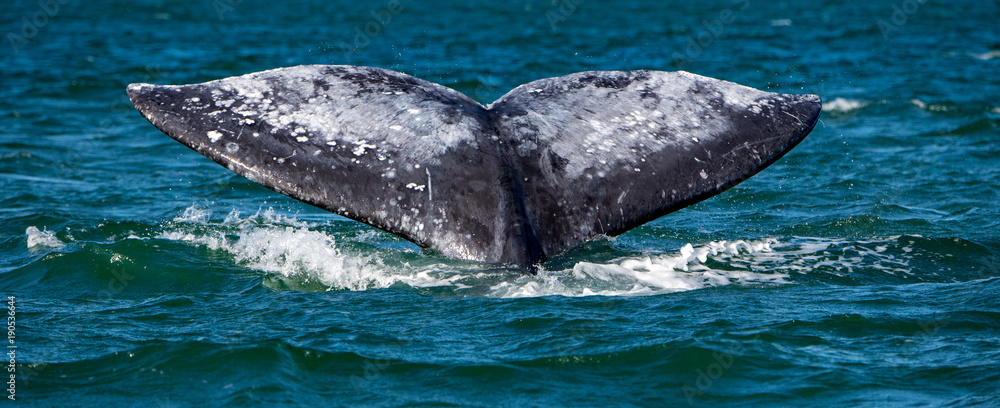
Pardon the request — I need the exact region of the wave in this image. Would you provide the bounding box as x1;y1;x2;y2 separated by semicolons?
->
148;207;999;297
148;206;794;296
910;99;957;113
25;226;65;250
25;206;997;297
498;240;788;297
821;97;867;114
970;50;1000;61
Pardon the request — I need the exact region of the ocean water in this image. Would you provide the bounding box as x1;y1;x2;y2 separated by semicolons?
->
3;0;999;406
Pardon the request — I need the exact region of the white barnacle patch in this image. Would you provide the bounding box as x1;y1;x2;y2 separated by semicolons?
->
406;183;426;192
326;141;337;146
389;125;403;131
206;130;224;143
274;151;295;164
237;87;264;100
700;169;709;179
296;136;309;142
225;142;239;153
407;108;421;114
217;99;235;108
352;140;376;156
189;97;201;103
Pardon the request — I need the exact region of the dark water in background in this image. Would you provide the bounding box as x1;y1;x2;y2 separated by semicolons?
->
3;0;1000;406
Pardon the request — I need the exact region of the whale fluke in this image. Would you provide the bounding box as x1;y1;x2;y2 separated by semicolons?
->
127;65;820;270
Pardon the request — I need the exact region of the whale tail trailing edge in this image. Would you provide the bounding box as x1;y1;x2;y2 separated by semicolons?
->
128;65;820;270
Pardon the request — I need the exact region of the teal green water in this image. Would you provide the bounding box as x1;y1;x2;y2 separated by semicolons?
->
3;0;1000;406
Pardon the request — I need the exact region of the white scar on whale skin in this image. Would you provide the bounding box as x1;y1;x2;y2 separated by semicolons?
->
128;65;821;270
425;168;433;203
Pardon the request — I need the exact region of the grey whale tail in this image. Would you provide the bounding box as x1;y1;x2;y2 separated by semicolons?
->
127;65;821;270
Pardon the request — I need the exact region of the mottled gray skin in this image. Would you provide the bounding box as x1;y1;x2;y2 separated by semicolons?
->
128;65;820;271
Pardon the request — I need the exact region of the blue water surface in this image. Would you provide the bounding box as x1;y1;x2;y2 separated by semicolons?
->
2;0;999;406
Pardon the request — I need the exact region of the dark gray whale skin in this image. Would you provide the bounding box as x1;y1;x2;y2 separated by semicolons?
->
128;65;821;271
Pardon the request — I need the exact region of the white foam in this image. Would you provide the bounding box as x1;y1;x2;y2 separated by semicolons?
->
157;207;795;295
172;206;212;223
156;206;800;295
910;99;954;112
158;207;420;290
155;207;935;297
490;239;787;298
970;50;1000;60
26;226;65;250
822;97;867;113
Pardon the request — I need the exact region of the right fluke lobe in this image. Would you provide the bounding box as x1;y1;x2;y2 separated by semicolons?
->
491;70;821;262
